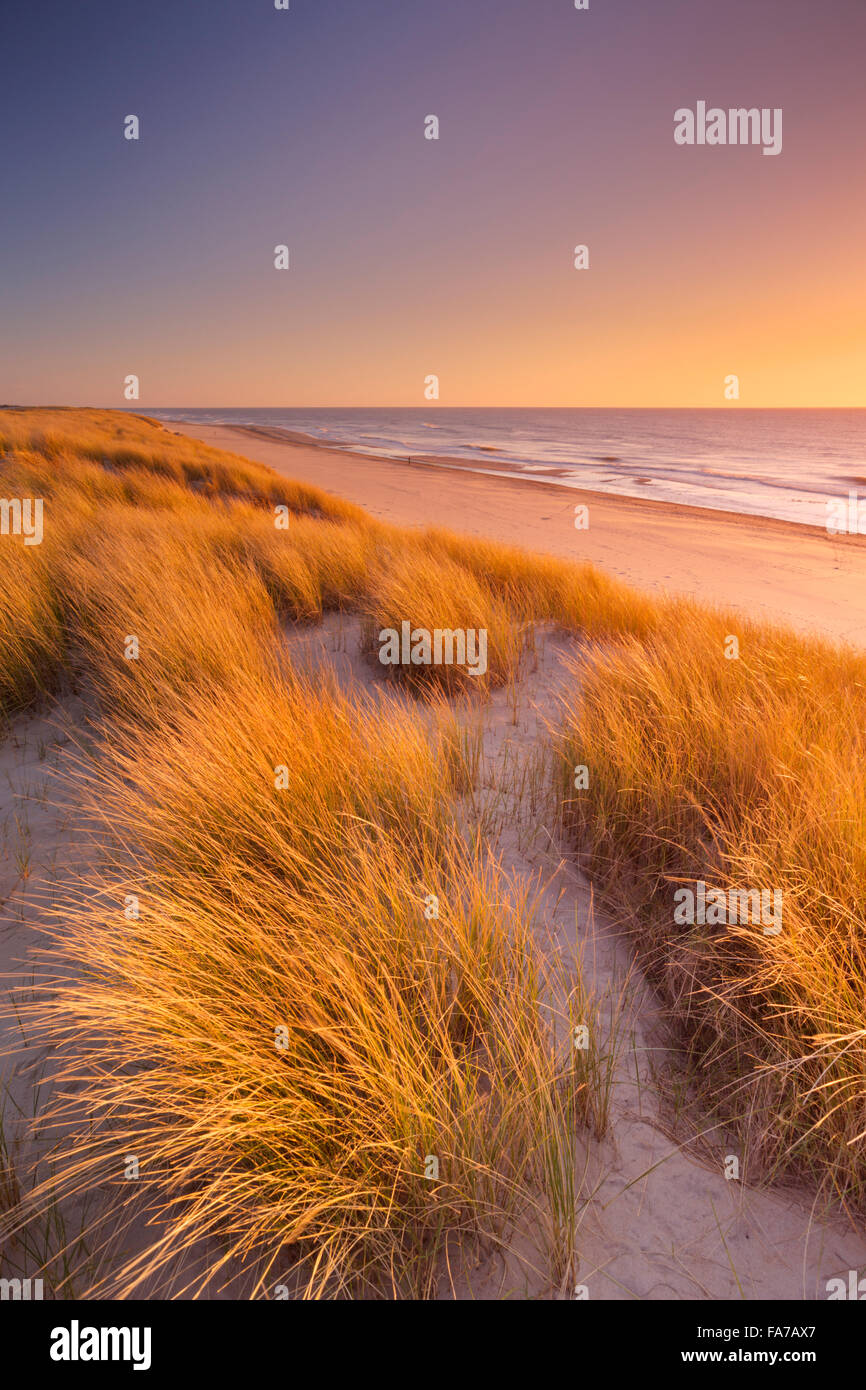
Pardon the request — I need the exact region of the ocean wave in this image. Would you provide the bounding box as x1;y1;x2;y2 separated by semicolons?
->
146;408;866;529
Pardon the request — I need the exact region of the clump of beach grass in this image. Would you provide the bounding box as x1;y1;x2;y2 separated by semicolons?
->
360;543;525;691
0;533;63;726
557;604;866;1206
24;659;596;1298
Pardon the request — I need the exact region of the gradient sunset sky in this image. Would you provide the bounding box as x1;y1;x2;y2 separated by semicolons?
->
2;0;865;408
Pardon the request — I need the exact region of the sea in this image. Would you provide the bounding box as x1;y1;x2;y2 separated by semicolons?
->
143;408;866;529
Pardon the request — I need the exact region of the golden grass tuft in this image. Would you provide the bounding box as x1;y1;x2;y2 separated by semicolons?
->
1;408;606;1296
361;543;524;691
558;604;866;1203
0;540;62;725
58;509;278;727
26;663;591;1297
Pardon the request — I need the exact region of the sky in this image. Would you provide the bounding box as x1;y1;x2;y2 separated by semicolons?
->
1;0;865;408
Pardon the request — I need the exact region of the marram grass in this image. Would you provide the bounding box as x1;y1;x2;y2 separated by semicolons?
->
2;406;866;1294
1;409;600;1296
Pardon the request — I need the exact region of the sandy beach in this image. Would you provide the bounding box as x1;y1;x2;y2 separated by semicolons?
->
5;407;866;1308
171;422;866;649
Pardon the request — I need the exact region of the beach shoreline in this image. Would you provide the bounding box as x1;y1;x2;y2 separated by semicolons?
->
5;406;866;1303
169;419;866;649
